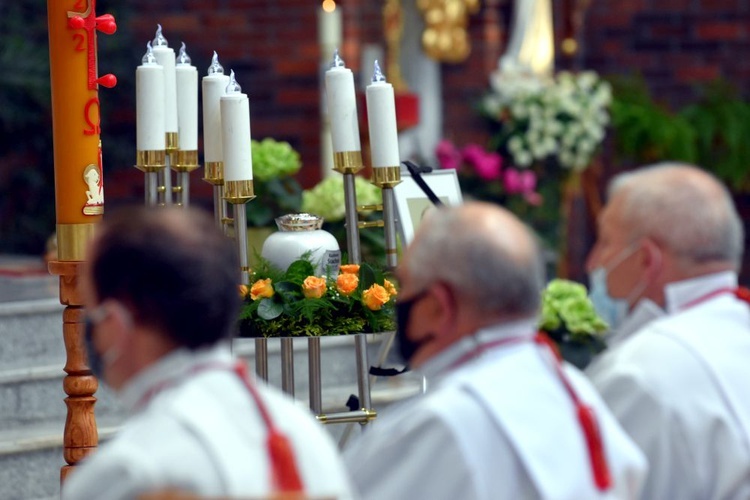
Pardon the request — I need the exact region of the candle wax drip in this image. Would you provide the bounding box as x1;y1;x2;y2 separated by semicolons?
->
208;51;224;75
226;70;242;94
142;41;157;64
153;23;169;47
331;48;345;69
178;42;192;65
372;60;386;83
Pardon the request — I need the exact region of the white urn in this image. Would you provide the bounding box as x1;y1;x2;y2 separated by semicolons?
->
261;213;341;276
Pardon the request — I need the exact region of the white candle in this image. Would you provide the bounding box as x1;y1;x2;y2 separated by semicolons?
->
151;24;178;134
220;71;253;182
136;42;166;151
366;60;400;168
318;1;342;57
202;52;230;163
325;50;361;153
175;42;198;151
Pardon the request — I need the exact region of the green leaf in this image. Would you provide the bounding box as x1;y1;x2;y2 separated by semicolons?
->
359;262;378;291
258;298;284;320
286;260;315;284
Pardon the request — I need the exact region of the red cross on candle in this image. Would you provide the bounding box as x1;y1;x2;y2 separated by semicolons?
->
67;0;118;90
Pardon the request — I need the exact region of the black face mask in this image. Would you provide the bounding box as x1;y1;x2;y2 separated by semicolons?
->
84;318;105;380
395;291;429;365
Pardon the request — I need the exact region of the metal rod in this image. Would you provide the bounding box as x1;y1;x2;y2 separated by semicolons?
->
308;337;323;415
317;409;377;425
382;187;399;269
212;185;224;229
255;338;268;382
281;337;295;397
179;171;190;207
162;158;173;206
145;172;158;206
355;333;372;411
233;204;250;285
343;172;362;264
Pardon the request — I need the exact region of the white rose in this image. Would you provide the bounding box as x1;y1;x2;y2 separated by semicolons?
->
515;150;533;167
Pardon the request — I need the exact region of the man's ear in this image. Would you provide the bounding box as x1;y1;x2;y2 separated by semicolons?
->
100;299;134;335
639;238;664;280
428;281;458;337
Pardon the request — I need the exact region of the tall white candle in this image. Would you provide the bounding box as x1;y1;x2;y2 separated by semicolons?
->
366;60;400;168
318;0;342;59
151;24;178;134
175;42;198;151
220;71;253;182
325;50;361;153
136;42;166;151
202;52;230;163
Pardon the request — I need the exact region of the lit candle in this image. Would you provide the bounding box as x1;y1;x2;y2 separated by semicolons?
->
175;42;198;152
151;25;178;141
202;52;230;164
318;0;342;59
366;60;400;168
325;49;361;154
136;42;166;151
220;71;253;182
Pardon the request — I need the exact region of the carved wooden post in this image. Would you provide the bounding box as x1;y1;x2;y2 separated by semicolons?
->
49;261;99;482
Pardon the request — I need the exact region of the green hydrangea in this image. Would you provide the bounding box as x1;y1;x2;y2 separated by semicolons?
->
301;175;382;222
539;279;608;341
251;138;301;182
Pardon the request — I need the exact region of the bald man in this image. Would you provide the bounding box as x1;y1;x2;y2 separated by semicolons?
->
344;202;646;500
63;207;354;500
585;164;750;499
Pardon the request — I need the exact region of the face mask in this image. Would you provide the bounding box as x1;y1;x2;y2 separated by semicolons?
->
395;291;429;365
588;245;641;330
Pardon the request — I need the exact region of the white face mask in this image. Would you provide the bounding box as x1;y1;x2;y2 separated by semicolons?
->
588;245;643;331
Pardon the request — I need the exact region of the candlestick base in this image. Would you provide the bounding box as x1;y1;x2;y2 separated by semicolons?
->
333;151;365;175
203;161;224;185
172;150;200;172
224;180;255;204
372;166;402;188
135;150;167;173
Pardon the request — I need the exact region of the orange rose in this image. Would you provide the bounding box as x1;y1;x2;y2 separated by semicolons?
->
336;273;359;296
302;276;327;299
340;264;360;275
383;279;398;297
250;278;274;300
363;284;390;311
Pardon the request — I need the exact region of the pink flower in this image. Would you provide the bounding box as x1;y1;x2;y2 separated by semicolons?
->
504;168;537;195
462;144;503;181
435;140;462;171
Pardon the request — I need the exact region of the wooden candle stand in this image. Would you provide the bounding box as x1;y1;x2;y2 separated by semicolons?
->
48;261;99;483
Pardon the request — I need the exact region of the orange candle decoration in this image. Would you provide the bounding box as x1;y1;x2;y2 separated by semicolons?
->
47;0;116;261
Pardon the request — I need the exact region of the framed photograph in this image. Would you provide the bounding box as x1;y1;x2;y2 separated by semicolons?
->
393;168;463;245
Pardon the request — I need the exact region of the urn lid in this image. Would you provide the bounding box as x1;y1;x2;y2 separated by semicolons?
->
274;213;324;232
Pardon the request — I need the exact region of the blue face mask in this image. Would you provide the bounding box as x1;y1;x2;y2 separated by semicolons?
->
588;245;640;330
588;267;630;330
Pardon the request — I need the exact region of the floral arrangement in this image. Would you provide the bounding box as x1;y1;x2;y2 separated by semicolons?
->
246;138;303;227
436;139;541;206
238;258;397;338
482;69;612;172
538;279;608;368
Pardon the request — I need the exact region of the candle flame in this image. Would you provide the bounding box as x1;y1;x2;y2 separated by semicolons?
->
153;23;169;47
330;48;345;69
208;51;225;75
141;41;157;65
178;42;192;65
226;70;242;94
372;60;386;83
322;0;336;13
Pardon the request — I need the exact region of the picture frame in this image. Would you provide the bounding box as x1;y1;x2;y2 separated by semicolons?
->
393;168;463;245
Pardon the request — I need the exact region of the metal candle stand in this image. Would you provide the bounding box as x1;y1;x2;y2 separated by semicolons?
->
136;150;167;206
173;150;199;207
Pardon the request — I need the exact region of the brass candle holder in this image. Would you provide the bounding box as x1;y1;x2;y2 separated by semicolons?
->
172;149;199;207
203;161;228;232
159;132;178;206
135;149;167;206
333;150;364;266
